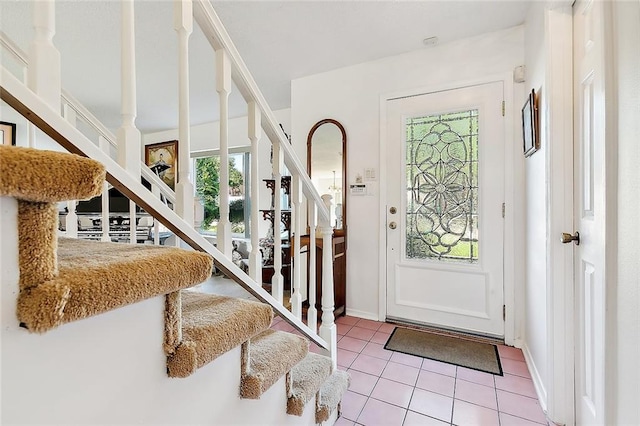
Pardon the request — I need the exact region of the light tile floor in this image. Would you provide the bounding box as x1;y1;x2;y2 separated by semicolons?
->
273;315;548;426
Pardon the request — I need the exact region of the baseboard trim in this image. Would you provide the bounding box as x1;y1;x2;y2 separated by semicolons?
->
344;309;379;321
522;342;548;413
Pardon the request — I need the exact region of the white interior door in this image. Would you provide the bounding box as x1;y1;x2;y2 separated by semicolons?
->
573;0;607;424
385;82;505;337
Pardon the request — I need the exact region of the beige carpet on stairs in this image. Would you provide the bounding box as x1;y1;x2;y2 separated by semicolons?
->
287;352;332;416
0;145;105;203
1;146;214;332
18;238;213;332
316;370;350;423
165;290;273;378
240;329;309;399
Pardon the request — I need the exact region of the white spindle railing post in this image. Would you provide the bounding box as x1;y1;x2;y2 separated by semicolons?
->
248;101;262;282
271;139;284;304
216;48;232;257
151;184;161;245
28;0;61;112
174;0;194;226
64;200;78;237
307;202;318;332
62;104;78;237
319;194;337;369
116;0;140;244
99;136;111;242
291;174;303;319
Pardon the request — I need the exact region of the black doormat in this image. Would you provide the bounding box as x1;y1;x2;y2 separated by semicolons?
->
384;327;503;375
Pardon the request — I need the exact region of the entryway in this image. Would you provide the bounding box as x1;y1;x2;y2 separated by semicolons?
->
384;82;506;338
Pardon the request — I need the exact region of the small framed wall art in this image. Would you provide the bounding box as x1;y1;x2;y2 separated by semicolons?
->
145;140;178;190
1;121;16;146
522;89;539;157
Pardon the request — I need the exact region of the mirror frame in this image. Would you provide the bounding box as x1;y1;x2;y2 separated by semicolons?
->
307;119;347;236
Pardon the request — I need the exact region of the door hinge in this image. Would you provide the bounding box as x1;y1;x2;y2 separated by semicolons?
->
502;202;505;218
503;305;506;321
501;100;505;116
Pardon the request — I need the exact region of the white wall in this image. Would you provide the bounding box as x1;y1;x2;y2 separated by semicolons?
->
522;0;549;406
612;1;640;424
292;26;525;320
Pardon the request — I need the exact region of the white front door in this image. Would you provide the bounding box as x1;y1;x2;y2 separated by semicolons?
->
385;82;505;337
573;0;607;423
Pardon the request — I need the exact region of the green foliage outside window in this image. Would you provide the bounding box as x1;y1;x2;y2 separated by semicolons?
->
195;156;245;230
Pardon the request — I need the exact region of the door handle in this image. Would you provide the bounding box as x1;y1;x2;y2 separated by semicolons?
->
561;231;580;245
389;222;397;230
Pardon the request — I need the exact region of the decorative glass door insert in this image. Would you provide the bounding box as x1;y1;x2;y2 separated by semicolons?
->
405;110;479;263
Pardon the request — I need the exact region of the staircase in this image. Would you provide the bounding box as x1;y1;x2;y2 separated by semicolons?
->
0;145;348;424
0;0;349;424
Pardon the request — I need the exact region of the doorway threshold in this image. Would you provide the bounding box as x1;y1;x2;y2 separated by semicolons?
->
385;316;505;346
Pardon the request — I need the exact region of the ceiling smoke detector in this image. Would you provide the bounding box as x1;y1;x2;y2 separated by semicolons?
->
423;36;439;46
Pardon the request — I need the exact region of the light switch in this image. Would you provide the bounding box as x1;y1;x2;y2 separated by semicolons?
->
364;168;376;181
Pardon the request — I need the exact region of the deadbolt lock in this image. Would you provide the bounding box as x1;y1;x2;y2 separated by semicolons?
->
389;207;397;214
389;221;397;230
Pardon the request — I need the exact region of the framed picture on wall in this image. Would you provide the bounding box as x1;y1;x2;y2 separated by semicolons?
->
1;121;16;146
522;89;539;157
145;140;178;190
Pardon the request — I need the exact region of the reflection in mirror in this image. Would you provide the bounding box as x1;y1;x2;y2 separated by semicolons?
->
307;119;346;232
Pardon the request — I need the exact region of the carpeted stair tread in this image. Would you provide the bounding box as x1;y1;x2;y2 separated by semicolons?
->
166;291;273;378
316;369;350;424
17;237;213;332
0;145;105;203
287;352;332;416
241;329;309;399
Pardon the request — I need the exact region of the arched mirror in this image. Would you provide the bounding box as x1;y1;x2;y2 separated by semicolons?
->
307;119;347;234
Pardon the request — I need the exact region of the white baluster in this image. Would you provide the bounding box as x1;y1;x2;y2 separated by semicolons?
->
151;183;162;246
27;122;36;148
174;0;194;226
271;139;284;304
151;183;161;245
291;174;303;319
116;0;140;244
65;200;78;238
319;194;337;369
248;101;262;282
99;136;111;242
22;67;36;148
216;49;232;257
62;104;78;238
28;0;60;112
307;202;318;332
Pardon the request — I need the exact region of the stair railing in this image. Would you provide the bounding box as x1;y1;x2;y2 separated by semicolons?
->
0;31;175;245
1;0;338;368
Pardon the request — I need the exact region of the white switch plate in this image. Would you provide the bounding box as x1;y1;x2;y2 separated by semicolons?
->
364;168;376;181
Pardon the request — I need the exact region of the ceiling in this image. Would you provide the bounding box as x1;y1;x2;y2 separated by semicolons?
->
1;1;531;133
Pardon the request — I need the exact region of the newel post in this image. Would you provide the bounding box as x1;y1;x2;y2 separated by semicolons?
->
319;194;337;369
28;0;61;112
174;0;194;225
